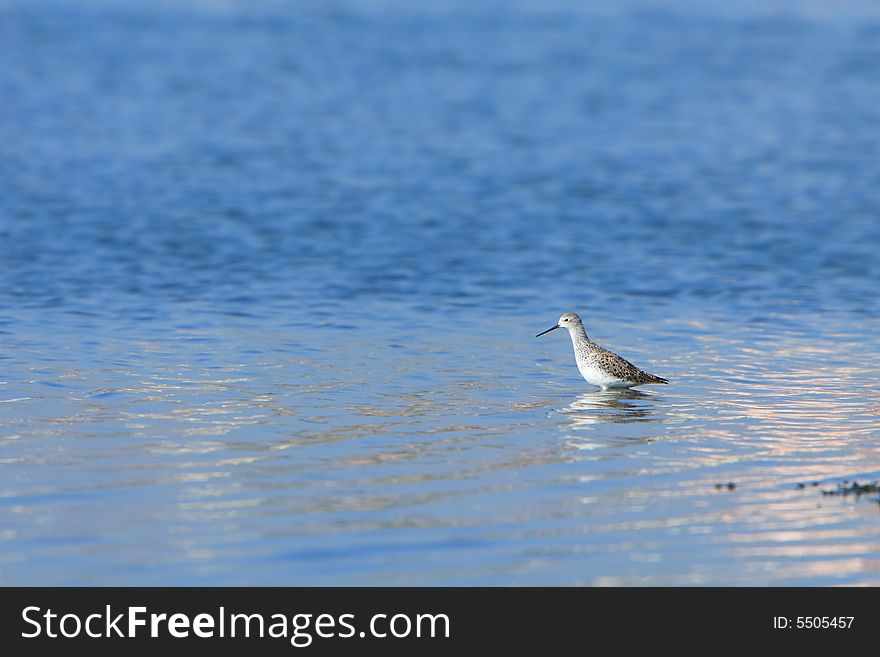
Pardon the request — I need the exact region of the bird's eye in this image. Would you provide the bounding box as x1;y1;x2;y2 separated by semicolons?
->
563;318;569;322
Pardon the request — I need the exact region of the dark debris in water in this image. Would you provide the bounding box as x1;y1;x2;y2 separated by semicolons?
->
795;480;880;509
820;481;880;499
714;482;736;491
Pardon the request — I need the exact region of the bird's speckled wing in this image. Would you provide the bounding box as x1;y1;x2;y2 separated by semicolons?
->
591;345;668;384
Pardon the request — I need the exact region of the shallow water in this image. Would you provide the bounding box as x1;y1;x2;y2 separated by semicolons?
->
1;0;879;585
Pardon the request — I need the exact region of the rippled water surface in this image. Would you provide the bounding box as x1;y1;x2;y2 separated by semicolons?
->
1;0;879;585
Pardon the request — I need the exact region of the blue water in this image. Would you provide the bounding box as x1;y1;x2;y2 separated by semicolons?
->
1;0;879;585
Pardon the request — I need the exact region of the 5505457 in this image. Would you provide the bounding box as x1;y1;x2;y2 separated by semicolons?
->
796;617;853;629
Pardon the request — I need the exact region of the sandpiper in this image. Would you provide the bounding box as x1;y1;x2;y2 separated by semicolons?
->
536;312;668;389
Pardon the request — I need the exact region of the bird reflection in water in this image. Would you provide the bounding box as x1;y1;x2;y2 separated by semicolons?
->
560;388;660;430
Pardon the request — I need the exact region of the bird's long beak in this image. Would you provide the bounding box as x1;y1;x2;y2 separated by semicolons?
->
535;324;560;337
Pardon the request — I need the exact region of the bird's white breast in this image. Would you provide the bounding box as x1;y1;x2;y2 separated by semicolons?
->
575;358;633;389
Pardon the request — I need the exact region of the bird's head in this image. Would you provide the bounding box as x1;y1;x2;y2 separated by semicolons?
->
536;312;583;337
